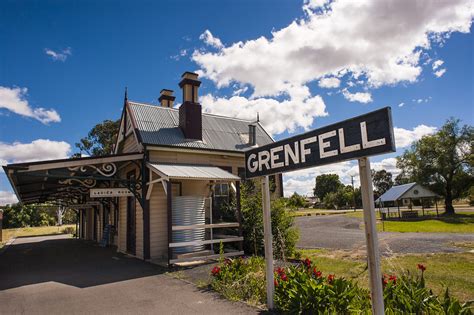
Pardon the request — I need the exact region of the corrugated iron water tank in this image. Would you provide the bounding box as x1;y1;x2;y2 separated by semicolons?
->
172;196;206;254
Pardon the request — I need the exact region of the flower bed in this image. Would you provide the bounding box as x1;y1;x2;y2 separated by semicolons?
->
210;257;472;314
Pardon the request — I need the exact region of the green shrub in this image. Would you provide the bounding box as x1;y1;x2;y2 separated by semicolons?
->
210;256;266;306
61;226;76;235
240;180;299;259
211;257;473;314
274;258;370;313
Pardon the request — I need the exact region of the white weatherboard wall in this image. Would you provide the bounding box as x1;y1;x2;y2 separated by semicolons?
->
401;184;437;199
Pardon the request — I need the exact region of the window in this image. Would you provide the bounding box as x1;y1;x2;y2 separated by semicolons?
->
214;183;229;197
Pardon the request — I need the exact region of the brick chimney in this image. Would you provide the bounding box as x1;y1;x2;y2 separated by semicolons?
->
178;72;202;140
158;89;175;108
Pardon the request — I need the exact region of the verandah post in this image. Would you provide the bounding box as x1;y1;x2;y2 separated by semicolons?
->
261;175;274;309
358;157;385;315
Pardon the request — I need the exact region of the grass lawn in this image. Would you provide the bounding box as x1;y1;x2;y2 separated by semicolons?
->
1;225;76;245
297;249;474;302
345;211;474;233
379;215;474;233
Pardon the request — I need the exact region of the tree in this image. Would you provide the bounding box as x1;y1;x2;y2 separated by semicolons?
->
75;119;120;156
394;173;411;185
287;192;306;208
372;170;393;196
322;185;353;209
397;118;473;214
313;174;343;200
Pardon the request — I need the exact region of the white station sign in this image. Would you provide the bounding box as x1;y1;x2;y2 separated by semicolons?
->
90;188;133;198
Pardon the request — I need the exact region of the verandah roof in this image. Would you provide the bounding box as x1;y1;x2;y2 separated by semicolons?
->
3;153;143;205
147;162;241;181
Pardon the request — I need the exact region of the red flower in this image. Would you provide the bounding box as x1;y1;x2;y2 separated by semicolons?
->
389;275;397;284
275;267;285;275
211;266;221;276
327;274;335;284
313;267;322;278
417;264;426;272
303;258;312;268
274;279;278;287
281;273;288;281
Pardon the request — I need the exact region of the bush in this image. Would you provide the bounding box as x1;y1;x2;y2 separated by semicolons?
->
211;257;473;314
210;256;266;306
286;192;307;208
240;180;299;259
274;258;370;313
61;226;76;235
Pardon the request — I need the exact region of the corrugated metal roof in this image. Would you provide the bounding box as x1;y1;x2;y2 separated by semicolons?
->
376;182;417;202
128;102;273;152
148;162;241;181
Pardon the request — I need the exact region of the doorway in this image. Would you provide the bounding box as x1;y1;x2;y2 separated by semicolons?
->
126;172;136;255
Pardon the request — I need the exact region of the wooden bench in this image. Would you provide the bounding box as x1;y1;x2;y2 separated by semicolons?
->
401;210;418;219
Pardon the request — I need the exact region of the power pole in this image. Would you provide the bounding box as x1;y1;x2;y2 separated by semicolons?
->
351;175;356;212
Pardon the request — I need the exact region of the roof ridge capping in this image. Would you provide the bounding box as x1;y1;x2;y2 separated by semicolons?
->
128;100;257;123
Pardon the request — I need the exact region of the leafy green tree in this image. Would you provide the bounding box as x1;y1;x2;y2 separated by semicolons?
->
397;118;473;214
2;203;56;228
313;174;343;200
394;173;411;185
240;179;299;259
372;170;393;196
287;192;307;208
323;185;353;209
75;119;120;156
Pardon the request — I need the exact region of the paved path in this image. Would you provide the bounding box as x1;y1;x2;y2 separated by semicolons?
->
296;214;474;254
0;235;258;315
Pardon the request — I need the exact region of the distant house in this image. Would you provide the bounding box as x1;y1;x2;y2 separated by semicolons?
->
376;182;440;217
304;196;319;206
376;182;438;206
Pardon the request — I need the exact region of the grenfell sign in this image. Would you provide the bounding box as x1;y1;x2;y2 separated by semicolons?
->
245;107;396;179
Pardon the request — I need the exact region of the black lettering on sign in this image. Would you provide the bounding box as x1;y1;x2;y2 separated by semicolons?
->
245;107;396;179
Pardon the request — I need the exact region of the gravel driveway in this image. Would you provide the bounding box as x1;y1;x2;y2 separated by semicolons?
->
295;214;474;254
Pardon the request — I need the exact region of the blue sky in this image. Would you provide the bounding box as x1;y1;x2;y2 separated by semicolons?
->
1;0;473;203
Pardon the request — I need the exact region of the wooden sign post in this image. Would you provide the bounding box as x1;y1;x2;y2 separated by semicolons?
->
359;157;384;314
261;176;274;309
245;107;395;313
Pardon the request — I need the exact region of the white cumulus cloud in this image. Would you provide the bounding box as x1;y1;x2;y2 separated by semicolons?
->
432;59;444;70
44;47;72;62
200;92;327;135
0;86;61;124
0;139;71;165
199;30;224;49
342;89;373;103
318;77;341;88
434;68;446;77
283;157;400;197
394;125;436;148
193;0;473;100
0;191;18;206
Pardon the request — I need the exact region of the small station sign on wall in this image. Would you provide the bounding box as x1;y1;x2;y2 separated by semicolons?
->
90;188;134;198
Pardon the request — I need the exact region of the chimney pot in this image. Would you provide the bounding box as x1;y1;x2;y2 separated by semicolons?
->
249;124;257;146
179;72;201;104
158;89;176;108
179;71;202;140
